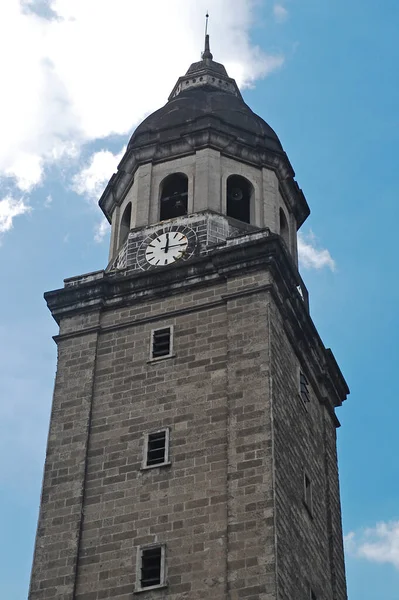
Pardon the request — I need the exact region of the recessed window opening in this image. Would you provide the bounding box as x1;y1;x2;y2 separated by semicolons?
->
151;327;172;359
145;430;168;467
226;175;253;224
160;173;188;220
310;589;317;600
119;202;132;246
279;207;289;247
300;371;310;403
304;473;313;514
140;546;163;588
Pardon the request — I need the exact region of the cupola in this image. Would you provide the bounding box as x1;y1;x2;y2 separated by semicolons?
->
99;33;310;266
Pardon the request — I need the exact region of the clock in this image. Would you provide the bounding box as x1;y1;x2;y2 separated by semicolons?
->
145;231;188;266
137;225;197;270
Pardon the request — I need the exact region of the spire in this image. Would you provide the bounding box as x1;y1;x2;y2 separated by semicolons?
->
203;34;213;60
202;12;213;60
168;11;243;102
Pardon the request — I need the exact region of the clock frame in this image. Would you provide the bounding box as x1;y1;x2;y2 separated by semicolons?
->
136;224;197;271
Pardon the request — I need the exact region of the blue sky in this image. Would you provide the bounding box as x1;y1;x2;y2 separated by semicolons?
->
1;1;398;598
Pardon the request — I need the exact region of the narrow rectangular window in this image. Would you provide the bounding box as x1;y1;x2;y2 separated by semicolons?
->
141;547;161;587
300;370;310;403
143;429;169;468
304;472;313;515
136;545;166;591
310;589;317;600
151;327;172;359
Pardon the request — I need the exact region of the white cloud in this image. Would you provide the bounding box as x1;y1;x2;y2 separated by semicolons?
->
72;148;121;242
298;231;336;271
94;218;110;244
273;4;288;23
345;522;399;569
72;148;125;203
0;0;284;195
0;196;31;234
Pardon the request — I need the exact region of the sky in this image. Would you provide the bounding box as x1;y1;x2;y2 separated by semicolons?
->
0;1;398;598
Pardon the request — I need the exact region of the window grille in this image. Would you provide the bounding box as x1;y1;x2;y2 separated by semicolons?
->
151;327;171;358
140;546;162;588
146;430;168;466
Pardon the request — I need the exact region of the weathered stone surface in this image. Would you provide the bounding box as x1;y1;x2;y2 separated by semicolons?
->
104;146;306;267
29;232;348;599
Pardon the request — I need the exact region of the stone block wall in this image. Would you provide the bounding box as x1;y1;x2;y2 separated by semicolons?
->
29;322;100;600
269;300;347;600
107;148;300;266
31;271;280;600
30;241;346;600
107;212;257;272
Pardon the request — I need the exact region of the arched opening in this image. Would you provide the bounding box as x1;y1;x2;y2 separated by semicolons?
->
160;173;188;220
279;208;289;248
119;202;132;246
226;175;253;224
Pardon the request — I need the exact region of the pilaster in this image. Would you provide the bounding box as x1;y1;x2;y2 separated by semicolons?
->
135;162;153;228
28;311;100;600
194;148;222;212
262;167;279;233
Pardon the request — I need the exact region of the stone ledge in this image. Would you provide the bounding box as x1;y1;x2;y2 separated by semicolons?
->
45;232;348;412
99;127;309;228
45;232;302;320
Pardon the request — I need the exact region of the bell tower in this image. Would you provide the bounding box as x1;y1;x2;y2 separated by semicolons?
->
29;34;349;600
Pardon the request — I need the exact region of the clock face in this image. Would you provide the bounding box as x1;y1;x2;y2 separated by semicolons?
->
137;225;197;270
145;232;188;266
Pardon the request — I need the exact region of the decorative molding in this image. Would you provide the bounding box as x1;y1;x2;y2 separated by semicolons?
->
46;232;348;415
99;128;309;228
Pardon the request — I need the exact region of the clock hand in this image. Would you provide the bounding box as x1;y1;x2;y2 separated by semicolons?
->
164;233;169;253
160;242;186;250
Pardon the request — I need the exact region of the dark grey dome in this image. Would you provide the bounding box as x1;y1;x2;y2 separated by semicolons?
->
128;87;283;154
125;35;286;159
99;42;310;228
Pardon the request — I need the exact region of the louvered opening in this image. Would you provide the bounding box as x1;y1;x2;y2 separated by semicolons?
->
141;547;162;588
147;431;167;466
300;371;310;403
152;328;171;358
304;473;313;513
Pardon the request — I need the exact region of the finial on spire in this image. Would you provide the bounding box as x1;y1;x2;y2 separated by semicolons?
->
202;12;213;60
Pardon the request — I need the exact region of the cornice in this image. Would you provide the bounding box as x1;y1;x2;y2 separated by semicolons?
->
99;125;310;228
45;233;348;414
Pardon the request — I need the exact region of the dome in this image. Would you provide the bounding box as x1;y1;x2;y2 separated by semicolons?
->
128;86;283;154
99;37;309;229
127;37;284;156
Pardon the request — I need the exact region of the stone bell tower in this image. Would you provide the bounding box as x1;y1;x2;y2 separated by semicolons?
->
29;34;349;600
